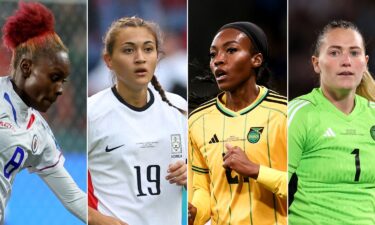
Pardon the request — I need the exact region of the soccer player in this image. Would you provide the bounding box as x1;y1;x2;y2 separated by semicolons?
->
0;2;86;224
288;20;375;224
87;16;187;225
188;22;287;225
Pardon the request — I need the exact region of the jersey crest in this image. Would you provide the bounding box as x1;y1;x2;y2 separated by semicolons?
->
31;134;39;153
247;127;264;143
171;134;182;158
370;125;375;141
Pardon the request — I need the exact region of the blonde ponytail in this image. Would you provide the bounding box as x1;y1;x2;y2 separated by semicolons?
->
356;70;375;101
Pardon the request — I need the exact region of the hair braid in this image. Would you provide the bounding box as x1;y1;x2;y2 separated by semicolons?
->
151;76;185;114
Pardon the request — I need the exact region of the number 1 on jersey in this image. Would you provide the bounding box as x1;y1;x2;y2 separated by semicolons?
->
351;149;361;182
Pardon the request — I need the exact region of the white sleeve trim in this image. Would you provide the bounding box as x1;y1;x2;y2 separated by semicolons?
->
288;100;310;127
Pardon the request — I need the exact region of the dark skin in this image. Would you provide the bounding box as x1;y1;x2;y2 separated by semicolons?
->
188;28;263;225
209;28;263;111
12;51;70;112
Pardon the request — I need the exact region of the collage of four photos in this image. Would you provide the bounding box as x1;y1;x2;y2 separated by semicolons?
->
0;0;374;224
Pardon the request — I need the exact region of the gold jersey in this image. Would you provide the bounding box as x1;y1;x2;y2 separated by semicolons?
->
189;86;287;225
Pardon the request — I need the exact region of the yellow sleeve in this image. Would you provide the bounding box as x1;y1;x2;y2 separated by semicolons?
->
192;173;211;225
189;129;211;225
256;110;287;199
256;165;287;199
188;131;193;202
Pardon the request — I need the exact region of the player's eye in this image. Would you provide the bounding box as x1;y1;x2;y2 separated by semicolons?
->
350;51;360;57
209;51;216;59
144;47;154;53
328;50;340;56
50;74;60;82
227;47;237;54
123;48;134;54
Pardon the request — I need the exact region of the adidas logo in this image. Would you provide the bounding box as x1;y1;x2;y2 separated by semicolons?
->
323;128;336;137
209;134;219;144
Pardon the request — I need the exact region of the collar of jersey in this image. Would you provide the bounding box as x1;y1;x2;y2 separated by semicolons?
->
315;88;363;121
5;77;29;118
216;85;268;117
111;86;155;112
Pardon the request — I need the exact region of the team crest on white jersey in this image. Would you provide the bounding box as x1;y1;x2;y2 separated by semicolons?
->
31;134;39;153
171;134;182;158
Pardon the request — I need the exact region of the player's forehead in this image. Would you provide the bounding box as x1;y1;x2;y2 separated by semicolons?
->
115;27;156;48
320;28;365;51
210;28;251;50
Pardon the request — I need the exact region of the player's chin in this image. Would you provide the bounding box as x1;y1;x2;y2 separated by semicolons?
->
216;82;237;92
34;100;52;112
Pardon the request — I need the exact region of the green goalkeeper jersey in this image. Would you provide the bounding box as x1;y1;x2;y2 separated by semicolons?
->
288;88;375;225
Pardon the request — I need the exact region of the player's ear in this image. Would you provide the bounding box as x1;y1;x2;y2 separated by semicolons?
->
312;56;321;74
251;53;263;69
20;58;32;78
103;54;113;70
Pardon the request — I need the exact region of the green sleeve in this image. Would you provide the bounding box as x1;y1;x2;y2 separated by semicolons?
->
288;100;309;181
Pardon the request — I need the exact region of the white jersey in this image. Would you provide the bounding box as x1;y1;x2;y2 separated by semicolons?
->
88;87;187;225
0;76;65;224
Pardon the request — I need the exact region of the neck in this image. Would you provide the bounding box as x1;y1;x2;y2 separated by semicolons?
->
116;82;148;108
321;86;356;115
225;77;259;112
10;76;31;107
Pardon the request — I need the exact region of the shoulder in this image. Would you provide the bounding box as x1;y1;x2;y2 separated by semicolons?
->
0;116;16;137
261;89;287;116
88;87;113;107
0;76;10;85
165;91;187;112
0;76;11;111
33;110;49;127
288;92;318;127
369;101;375;109
88;88;114;120
188;97;217;120
356;95;375;110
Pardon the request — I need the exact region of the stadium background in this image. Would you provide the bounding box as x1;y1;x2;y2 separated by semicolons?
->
88;0;187;224
0;0;86;224
188;0;287;112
